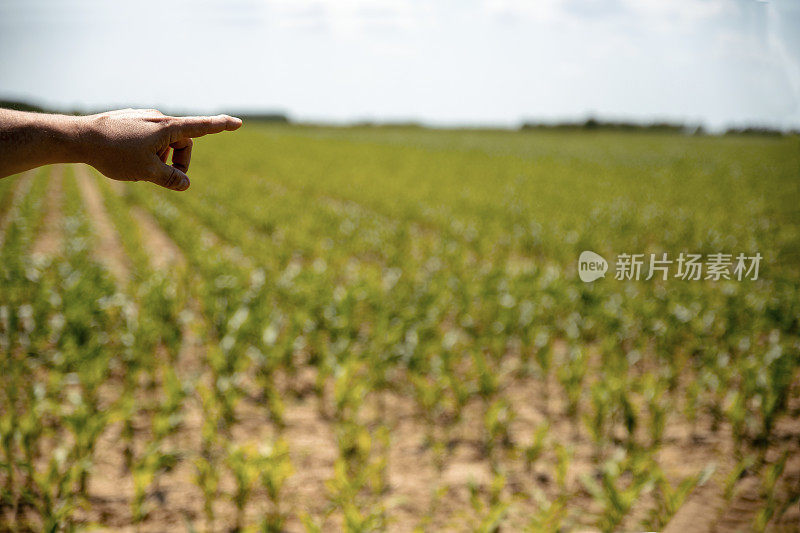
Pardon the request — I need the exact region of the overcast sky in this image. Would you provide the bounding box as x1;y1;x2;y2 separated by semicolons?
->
1;0;799;129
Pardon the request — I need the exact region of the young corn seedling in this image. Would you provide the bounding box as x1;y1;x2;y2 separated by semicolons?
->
0;409;16;500
62;394;108;498
118;391;137;471
151;362;188;443
524;422;549;472
410;373;446;451
257;438;294;533
226;443;262;532
526;488;568;532
333;359;367;424
753;451;789;532
252;347;286;430
206;345;241;432
131;444;180;524
197;383;222;457
194;452;220;532
326;457;387;533
30;447;80;533
755;347;793;451
556;346;587;437
335;420;373;481
484;397;515;468
17;405;43;496
618;388;639;452
472;350;500;400
684;378;701;440
554;443;572;494
643;373;668;448
580;450;653;532
645;463;714;529
341;498;387;533
365;425;390;497
584;382;612;459
467;472;509;533
533;329;553;415
724;454;756;501
726;389;748;457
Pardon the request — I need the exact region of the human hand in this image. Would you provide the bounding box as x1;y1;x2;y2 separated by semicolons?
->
80;108;242;191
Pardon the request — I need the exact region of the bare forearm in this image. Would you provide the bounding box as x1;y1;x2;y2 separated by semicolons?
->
0;109;91;177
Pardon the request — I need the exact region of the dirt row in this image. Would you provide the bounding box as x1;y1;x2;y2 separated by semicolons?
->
30;166;63;257
73;165;201;531
0;170;35;248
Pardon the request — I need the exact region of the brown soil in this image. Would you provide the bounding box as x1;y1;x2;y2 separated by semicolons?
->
31;165;64;257
74;164;131;284
130;204;186;271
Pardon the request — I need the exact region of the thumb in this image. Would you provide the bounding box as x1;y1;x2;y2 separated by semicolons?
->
150;159;190;191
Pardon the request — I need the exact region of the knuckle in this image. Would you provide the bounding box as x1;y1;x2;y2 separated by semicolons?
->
164;117;180;130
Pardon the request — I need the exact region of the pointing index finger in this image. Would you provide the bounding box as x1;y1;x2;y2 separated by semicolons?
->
169;114;242;139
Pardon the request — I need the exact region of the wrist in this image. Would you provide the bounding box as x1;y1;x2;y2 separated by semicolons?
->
24;113;94;166
51;114;96;165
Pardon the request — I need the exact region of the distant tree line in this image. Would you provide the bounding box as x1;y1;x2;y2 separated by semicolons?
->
1;99;796;135
520;118;691;133
519;117;797;137
722;126;788;137
231;112;290;123
352;120;424;129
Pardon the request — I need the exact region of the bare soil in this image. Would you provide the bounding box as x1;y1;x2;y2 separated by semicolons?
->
74;164;131;285
31;165;64;257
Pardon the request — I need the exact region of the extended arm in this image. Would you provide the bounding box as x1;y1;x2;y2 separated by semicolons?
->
0;108;241;191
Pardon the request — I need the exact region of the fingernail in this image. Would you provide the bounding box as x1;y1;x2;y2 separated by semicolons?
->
179;177;189;190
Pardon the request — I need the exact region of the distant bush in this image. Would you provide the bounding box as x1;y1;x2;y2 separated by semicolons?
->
724;126;784;137
351;120;424;129
520;118;689;134
235;113;290;124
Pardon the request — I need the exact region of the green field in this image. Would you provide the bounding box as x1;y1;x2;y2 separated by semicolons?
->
1;126;799;531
